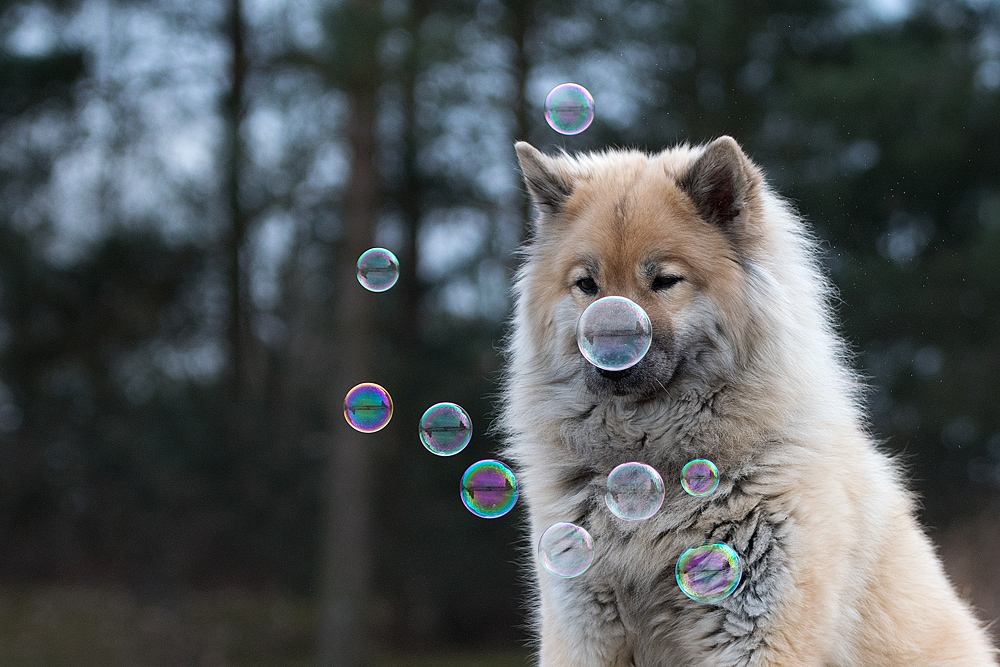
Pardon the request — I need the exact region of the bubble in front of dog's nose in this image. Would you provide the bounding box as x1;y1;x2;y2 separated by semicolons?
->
605;462;664;521
539;522;594;578
544;83;594;135
419;402;472;456
461;459;518;518
356;247;399;292
676;543;743;603
577;296;652;372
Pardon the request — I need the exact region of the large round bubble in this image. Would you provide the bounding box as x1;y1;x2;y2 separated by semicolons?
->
681;459;720;497
544;83;595;135
419;402;472;456
676;543;743;603
605;462;664;521
577;296;652;372
357;248;399;292
343;383;393;433
539;522;594;578
461;460;518;519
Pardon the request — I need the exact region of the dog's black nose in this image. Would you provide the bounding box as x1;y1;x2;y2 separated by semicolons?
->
595;366;632;381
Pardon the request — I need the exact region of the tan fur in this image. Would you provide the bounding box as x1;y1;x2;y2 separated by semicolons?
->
501;138;997;666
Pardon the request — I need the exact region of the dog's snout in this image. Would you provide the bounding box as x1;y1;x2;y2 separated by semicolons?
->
583;337;678;398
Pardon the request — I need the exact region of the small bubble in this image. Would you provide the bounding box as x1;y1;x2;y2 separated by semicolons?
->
577;296;652;372
357;248;399;292
605;462;664;521
343;383;393;433
461;460;518;518
419;402;472;456
676;543;743;603
681;459;719;497
544;83;595;135
539;522;594;578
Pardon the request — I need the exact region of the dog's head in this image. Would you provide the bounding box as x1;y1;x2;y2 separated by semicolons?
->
514;137;769;401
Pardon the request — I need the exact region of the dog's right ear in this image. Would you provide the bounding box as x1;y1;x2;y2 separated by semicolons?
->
678;136;761;241
515;142;574;224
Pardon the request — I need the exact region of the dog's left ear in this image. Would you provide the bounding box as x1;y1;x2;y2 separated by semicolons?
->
515;141;574;224
678;136;761;235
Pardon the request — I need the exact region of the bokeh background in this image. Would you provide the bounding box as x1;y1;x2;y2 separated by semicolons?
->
1;0;998;664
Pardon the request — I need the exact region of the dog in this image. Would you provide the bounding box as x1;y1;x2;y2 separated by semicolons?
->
499;137;997;666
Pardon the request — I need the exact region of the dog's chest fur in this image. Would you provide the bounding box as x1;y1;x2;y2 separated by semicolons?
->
534;398;794;665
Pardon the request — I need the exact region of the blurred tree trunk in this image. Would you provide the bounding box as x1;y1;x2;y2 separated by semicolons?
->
316;1;381;664
507;0;533;244
224;0;251;415
398;0;428;339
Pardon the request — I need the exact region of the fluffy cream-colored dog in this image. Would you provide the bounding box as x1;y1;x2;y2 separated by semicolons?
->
499;137;997;666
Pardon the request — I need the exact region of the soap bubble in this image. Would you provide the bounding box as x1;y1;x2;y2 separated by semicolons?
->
357;248;399;292
676;543;743;603
681;459;719;497
605;462;664;521
419;402;472;456
461;460;518;518
577;296;652;372
544;83;595;135
344;383;393;433
539;522;594;578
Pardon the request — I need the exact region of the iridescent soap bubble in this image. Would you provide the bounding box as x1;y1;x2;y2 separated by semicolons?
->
343;383;393;433
539;522;594;578
419;402;472;456
356;248;399;292
461;460;518;519
676;543;743;603
681;459;719;497
605;462;664;521
577;296;652;372
544;83;595;135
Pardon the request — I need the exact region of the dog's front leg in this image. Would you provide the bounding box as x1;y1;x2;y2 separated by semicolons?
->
537;581;633;667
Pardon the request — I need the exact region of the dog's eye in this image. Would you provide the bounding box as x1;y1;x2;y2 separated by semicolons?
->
652;275;683;291
575;277;599;295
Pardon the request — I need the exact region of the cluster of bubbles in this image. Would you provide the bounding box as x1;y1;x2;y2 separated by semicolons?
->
544;266;740;600
345;84;599;516
347;249;518;519
348;88;740;606
539;457;739;603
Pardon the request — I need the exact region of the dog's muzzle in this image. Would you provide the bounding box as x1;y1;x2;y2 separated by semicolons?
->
582;337;680;398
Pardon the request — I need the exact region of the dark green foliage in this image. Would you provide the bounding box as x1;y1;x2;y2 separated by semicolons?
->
0;52;85;120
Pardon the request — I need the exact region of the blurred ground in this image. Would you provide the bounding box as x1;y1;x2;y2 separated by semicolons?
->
0;510;994;666
939;502;1000;634
0;584;532;666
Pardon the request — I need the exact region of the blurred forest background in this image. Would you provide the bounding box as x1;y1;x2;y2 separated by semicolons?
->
0;0;998;664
